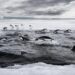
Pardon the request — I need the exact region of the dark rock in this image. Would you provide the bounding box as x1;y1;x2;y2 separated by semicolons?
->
71;46;75;52
53;29;60;34
0;51;70;66
20;34;30;41
64;29;71;33
0;31;75;66
0;44;4;47
68;37;75;40
35;36;53;41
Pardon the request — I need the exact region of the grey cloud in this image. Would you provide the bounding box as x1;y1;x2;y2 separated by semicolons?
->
27;9;65;16
26;0;74;7
1;0;75;17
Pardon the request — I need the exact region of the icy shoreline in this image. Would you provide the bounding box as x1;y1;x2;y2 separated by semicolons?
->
0;62;75;75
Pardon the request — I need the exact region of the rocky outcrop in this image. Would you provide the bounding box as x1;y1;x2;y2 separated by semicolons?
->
71;46;75;52
0;31;75;67
35;36;53;40
0;51;70;68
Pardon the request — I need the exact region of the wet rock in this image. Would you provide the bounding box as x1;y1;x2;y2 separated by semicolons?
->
20;34;30;41
0;31;75;66
0;51;70;66
0;44;4;47
68;37;75;40
71;46;75;52
64;29;71;33
35;36;53;40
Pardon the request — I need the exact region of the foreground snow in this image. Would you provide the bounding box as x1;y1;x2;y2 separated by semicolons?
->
0;62;75;75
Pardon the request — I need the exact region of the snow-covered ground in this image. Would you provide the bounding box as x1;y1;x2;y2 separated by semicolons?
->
0;62;75;75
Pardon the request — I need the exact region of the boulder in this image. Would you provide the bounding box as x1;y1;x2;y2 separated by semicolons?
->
71;46;75;52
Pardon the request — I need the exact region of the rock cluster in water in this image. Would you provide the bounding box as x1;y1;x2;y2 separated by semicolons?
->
0;30;75;67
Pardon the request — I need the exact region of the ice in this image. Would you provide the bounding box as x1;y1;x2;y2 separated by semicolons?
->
0;62;75;75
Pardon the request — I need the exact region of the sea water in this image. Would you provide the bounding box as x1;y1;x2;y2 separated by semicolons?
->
0;19;75;75
0;19;75;30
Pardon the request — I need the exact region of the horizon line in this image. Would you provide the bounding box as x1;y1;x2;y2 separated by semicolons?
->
1;17;75;20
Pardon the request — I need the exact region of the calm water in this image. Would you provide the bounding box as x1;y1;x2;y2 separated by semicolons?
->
0;19;75;30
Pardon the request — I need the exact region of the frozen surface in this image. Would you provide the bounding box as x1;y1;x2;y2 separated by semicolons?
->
0;62;75;75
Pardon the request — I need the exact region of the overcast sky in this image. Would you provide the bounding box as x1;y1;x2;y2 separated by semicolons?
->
0;0;75;19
